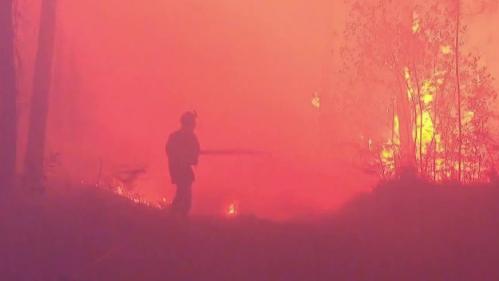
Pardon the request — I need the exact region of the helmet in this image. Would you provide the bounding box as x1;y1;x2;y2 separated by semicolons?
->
180;111;197;128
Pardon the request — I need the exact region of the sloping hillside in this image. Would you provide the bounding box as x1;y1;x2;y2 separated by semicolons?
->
2;179;499;281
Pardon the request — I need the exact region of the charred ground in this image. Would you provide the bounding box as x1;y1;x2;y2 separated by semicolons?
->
2;179;499;281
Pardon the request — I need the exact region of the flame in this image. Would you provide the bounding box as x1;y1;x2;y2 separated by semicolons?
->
412;11;421;33
373;10;491;182
381;69;440;176
421;80;435;104
463;111;474;124
225;202;239;218
384;65;483;181
102;177;166;209
379;113;400;177
415;111;435;156
441;45;452;55
393;114;400;146
380;145;396;175
311;92;321;109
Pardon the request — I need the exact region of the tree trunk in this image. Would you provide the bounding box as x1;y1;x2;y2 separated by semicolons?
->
0;0;17;190
395;69;416;170
396;86;416;169
455;0;462;182
25;0;57;190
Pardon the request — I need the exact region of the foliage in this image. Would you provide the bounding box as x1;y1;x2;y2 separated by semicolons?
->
339;0;498;182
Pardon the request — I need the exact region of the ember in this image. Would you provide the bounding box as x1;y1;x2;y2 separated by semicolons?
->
225;202;239;218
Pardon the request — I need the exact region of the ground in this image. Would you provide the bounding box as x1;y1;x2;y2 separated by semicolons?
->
2;179;499;281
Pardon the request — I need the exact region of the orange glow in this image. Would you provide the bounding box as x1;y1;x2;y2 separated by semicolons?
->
105;178;165;209
412;11;421;34
311;92;321;109
225;202;239;218
379;113;400;177
441;45;452;55
13;0;499;220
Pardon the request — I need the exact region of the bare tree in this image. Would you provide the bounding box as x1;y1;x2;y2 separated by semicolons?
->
25;0;58;190
0;0;18;190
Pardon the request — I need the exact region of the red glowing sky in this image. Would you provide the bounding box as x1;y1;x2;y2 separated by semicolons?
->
15;0;499;219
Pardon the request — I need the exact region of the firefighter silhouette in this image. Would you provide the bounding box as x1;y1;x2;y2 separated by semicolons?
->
166;111;200;216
